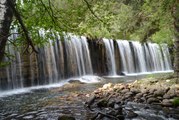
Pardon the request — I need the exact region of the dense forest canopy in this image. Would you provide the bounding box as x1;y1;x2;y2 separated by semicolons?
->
0;0;179;73
9;0;174;45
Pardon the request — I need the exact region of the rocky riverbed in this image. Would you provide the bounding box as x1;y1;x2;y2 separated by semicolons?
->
0;74;179;120
84;74;179;120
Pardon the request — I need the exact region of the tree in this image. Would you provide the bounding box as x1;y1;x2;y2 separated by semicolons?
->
0;0;14;62
172;1;179;75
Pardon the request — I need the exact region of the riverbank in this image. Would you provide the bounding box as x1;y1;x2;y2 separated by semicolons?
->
84;73;179;120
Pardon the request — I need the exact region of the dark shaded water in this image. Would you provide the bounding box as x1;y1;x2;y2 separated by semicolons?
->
0;75;178;120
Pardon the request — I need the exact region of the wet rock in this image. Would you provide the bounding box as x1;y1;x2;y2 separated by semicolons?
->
116;115;124;120
140;97;146;102
23;115;34;119
126;110;138;118
58;115;76;120
107;109;119;116
114;103;122;110
68;80;84;84
97;99;108;108
171;114;179;120
124;94;132;100
119;72;125;76
115;98;125;105
107;100;115;108
4;114;18;120
86;95;96;108
102;117;112;120
147;97;159;104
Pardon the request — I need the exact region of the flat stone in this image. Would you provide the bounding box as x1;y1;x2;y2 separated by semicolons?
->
163;94;171;99
126;91;134;96
149;88;156;94
135;93;143;99
166;89;176;98
146;95;154;99
142;89;149;94
147;97;159;104
130;88;140;94
121;89;130;94
162;99;173;107
154;89;165;97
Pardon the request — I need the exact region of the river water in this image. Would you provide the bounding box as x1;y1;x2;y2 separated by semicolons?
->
0;75;178;120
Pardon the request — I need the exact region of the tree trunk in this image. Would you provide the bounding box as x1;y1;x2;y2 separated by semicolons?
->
173;1;179;81
0;0;14;62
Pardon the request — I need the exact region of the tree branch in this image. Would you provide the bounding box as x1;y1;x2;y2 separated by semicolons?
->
83;0;105;24
7;0;38;53
39;0;56;26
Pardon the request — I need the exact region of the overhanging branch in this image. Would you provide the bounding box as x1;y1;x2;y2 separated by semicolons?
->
7;0;38;53
83;0;105;24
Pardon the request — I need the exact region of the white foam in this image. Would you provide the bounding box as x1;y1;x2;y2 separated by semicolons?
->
0;80;68;98
67;75;102;83
103;70;174;78
0;75;102;98
125;70;174;76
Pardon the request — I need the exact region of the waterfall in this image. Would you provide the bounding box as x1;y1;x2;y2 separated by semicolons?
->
0;35;173;91
116;40;135;74
63;35;93;77
131;41;147;73
147;43;165;71
1;46;24;90
81;36;93;74
116;41;172;74
160;44;172;70
103;38;117;75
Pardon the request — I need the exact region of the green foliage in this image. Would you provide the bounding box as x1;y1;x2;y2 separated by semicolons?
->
152;28;173;45
172;97;179;107
9;0;177;49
